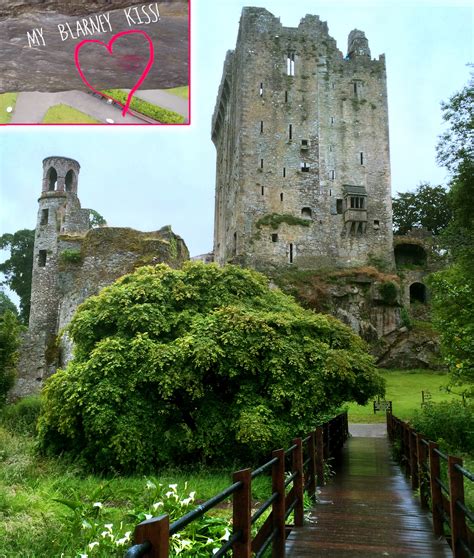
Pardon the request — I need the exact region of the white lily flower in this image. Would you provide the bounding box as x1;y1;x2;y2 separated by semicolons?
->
168;483;178;490
88;542;99;550
92;502;103;508
152;502;163;510
146;480;157;490
144;513;153;520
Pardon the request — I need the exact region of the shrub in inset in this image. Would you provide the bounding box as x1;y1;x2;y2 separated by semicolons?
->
38;262;385;472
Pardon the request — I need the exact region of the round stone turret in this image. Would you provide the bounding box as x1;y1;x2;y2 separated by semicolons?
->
42;156;80;195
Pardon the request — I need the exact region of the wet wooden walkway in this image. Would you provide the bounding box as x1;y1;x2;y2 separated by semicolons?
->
285;433;452;557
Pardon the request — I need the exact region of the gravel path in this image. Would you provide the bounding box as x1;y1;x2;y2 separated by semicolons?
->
349;423;387;437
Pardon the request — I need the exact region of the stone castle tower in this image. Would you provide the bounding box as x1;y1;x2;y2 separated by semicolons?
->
12;156;189;399
212;8;394;270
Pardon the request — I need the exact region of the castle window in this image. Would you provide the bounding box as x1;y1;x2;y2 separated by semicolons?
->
233;232;237;256
336;199;343;214
329;145;333;152
260;121;264;134
287;53;295;76
350;196;365;209
260;158;264;169
289;124;293;141
261;185;265;196
301;139;309;150
285;91;288;103
280;193;284;202
360;152;364;165
301;207;312;219
353;82;358;95
38;250;47;267
289;243;294;263
330;116;335;125
373;220;380;229
272;234;278;242
259;83;263;97
283;167;286;178
47;167;57;191
65;169;75;192
329;170;335;180
40;209;49;225
301;163;310;172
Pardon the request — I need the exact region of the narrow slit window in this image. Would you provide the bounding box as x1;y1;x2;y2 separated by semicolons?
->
353;82;358;95
329;170;335;180
330;116;335;125
336;199;343;214
40;209;49;225
260;158;264;169
283;167;286;178
360;152;364;165
329;145;333;152
233;232;237;256
287;53;295;76
259;83;263;97
289;243;294;263
301;163;310;172
280;193;284;202
260;121;264;134
261;185;265;196
272;234;278;242
38;250;47;267
289;124;293;141
285;91;288;103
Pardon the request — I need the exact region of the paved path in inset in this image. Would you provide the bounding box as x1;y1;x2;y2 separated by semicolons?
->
286;436;451;557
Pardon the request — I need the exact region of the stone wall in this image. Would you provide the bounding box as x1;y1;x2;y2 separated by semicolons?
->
212;8;393;271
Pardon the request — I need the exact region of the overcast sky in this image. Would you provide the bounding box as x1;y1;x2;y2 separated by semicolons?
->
1;0;472;271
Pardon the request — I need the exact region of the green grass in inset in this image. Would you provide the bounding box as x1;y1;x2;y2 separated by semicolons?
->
0;93;18;124
165;86;189;99
347;369;458;423
42;104;100;124
102;89;185;124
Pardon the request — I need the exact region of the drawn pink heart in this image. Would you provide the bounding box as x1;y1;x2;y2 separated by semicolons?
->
74;30;155;117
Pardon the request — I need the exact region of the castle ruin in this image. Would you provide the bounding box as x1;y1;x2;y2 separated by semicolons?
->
212;8;394;270
13;156;188;398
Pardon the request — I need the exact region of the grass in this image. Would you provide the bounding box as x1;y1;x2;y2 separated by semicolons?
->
0;93;18;124
102;89;185;124
165;86;189;99
347;369;459;423
42;104;100;124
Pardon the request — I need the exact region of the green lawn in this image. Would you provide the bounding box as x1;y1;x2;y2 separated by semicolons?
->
42;104;100;124
165;86;189;99
347;369;458;423
0;93;18;123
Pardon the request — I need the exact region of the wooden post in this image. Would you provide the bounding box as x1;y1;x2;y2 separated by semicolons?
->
417;433;428;509
233;468;252;558
448;455;468;557
409;428;419;490
292;437;305;527
403;423;410;477
272;449;286;558
135;514;169;558
429;442;444;537
307;432;317;499
315;427;325;487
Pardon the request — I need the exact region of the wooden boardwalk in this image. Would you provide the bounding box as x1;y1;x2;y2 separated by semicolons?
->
285;433;452;557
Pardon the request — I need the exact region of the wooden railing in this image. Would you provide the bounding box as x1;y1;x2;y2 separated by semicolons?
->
125;412;349;558
387;413;474;557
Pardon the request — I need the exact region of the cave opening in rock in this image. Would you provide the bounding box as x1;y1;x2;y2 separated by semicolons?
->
410;282;427;304
395;243;427;267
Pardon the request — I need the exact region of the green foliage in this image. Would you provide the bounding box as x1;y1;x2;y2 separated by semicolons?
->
102;90;185;124
38;262;384;472
60;249;82;264
379;281;398;305
392;182;452;236
410;400;474;454
0;229;34;323
0;395;42;436
0;310;23;407
400;307;412;329
428;267;474;397
256;213;311;230
0;291;18;316
89;209;107;229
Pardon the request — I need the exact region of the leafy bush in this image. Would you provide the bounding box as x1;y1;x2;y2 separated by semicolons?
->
379;281;398;305
38;262;384;472
101;90;185;124
400;307;412;329
0;310;23;407
0;395;42;436
410;400;474;454
60;249;82;264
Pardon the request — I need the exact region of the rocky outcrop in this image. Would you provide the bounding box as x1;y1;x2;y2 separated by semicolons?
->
376;326;442;369
1;0;188;92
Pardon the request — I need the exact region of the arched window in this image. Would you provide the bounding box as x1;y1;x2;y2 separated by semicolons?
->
410;282;427;304
301;207;312;219
65;169;75;192
47;167;58;191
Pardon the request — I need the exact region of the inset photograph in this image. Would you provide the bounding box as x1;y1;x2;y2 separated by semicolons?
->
0;0;190;124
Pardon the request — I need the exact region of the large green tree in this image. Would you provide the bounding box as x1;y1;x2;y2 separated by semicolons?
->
0;229;34;323
0;309;23;407
38;262;384;473
392;182;452;236
429;73;474;396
